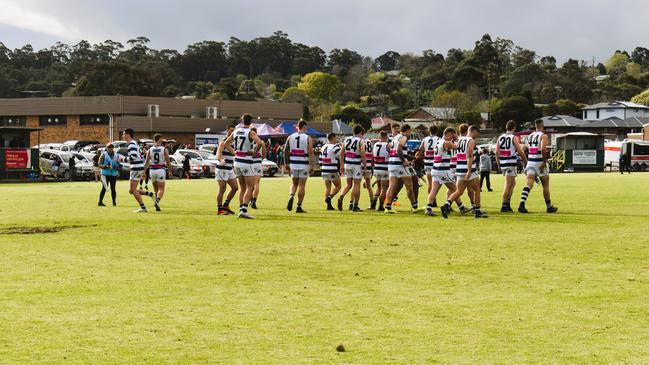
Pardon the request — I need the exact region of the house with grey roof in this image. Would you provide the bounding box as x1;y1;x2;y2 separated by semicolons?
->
404;107;457;125
537;114;647;139
539;115;586;129
582;101;649;121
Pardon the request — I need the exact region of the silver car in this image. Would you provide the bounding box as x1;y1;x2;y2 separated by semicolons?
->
39;150;94;181
173;149;217;177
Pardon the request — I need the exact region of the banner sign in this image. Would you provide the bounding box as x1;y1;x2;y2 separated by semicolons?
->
572;150;597;165
195;134;220;146
5;149;31;169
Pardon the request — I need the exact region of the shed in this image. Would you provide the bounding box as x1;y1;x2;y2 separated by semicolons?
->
552;132;605;172
0;126;43;180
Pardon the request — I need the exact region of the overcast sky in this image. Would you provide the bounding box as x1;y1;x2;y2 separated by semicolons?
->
1;0;648;64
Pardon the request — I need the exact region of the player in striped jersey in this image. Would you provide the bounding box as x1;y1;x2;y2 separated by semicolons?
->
319;133;342;210
215;124;238;215
425;127;470;216
362;135;376;209
123;128;154;212
416;125;439;196
220;113;265;218
372;131;390;211
496;120;527;213
143;134;172;212
249;126;266;210
138;143;150;191
284;120;315;213
338;125;367;212
387;123;404;206
518;119;558;213
385;124;420;213
442;125;487;218
453;123;476;211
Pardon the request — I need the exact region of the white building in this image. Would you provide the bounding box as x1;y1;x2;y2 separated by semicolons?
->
582;101;649;121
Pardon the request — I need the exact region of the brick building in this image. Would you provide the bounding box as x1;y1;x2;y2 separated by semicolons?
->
0;96;305;145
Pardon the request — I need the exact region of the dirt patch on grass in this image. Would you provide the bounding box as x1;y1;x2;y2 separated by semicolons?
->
0;224;96;235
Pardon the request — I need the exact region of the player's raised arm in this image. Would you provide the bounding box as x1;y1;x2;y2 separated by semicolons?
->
466;139;475;180
216;140;225;163
283;138;291;171
540;133;549;170
495;137;502;168
444;139;457;151
164;148;172;177
415;139;425;160
250;130;264;155
260;142;267;159
339;141;345;174
360;139;367;171
164;148;172;168
514;135;527;165
397;137;407;166
143;149;151;171
223;131;234;146
307;136;315;175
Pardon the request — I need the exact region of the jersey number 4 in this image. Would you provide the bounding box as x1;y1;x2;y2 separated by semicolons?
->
458;139;468;152
345;139;358;151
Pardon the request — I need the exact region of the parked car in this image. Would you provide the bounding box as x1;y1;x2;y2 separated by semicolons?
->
79;144;106;160
262;159;278;177
170;155;203;179
198;144;219;153
39;150;95;181
110;140;130;149
138;139;155;150
81;144;106;154
63;140;100;151
173;149;217;177
43;143;72;152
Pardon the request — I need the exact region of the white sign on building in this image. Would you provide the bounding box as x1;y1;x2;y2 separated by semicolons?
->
572;150;597;165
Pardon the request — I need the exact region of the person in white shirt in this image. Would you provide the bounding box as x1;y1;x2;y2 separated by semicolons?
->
319;133;342;210
495;120;527;212
218;113;265;219
284;120;315;213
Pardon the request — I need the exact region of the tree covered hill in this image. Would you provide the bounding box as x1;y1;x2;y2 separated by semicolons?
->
2;31;649;128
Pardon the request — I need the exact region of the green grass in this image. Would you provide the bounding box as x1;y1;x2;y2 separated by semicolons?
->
1;173;648;364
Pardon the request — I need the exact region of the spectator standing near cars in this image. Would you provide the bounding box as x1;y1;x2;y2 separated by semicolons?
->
92;150;101;182
68;154;76;181
52;156;61;181
277;147;284;175
620;152;631;174
182;153;191;180
98;143;120;206
479;148;493;192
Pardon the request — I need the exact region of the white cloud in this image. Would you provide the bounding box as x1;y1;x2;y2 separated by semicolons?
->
1;0;649;63
0;0;87;41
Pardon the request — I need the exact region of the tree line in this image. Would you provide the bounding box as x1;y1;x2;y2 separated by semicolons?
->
2;31;649;129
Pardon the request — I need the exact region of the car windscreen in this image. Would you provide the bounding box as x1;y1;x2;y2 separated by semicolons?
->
74;154;90;163
199;151;217;160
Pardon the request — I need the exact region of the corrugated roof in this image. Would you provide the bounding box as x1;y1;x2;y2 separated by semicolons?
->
0;96;303;120
582;101;649;110
540;115;585;127
420;107;457;119
371;116;398;129
331;120;353;134
581;116;646;128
